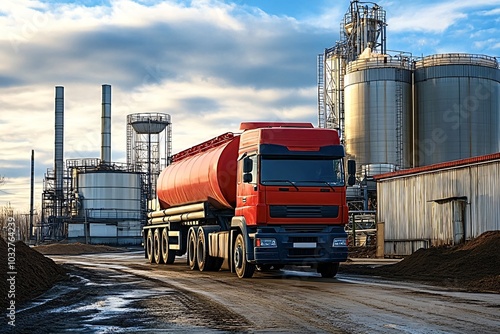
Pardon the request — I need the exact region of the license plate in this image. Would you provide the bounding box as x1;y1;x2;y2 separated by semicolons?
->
293;242;317;248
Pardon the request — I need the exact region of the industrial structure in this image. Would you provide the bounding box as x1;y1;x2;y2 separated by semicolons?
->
318;0;500;249
318;1;500;173
126;112;172;206
375;153;500;256
40;85;172;245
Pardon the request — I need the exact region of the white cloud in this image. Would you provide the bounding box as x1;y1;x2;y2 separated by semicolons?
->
0;0;327;211
1;0;499;212
387;2;467;33
479;7;500;15
386;0;500;33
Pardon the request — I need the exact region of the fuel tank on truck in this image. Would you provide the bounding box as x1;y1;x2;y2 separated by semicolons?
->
157;133;240;210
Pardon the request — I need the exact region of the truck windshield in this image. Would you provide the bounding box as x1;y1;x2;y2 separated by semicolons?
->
260;157;345;186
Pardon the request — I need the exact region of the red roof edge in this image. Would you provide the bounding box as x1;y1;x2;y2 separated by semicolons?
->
374;152;500;181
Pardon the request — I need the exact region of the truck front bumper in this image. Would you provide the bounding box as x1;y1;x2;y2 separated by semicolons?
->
251;225;348;265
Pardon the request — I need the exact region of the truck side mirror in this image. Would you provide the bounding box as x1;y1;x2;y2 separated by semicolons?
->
243;157;253;173
347;160;356;186
347;159;356;175
348;175;356;186
243;173;253;183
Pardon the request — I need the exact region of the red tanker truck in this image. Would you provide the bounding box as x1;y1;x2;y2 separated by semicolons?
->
143;121;356;278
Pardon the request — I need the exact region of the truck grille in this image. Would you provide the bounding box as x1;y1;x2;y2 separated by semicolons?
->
270;205;338;218
288;248;322;257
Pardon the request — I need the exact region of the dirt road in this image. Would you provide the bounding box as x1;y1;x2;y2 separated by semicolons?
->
11;251;500;333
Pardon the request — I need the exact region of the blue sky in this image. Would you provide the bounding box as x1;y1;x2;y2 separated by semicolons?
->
0;0;499;211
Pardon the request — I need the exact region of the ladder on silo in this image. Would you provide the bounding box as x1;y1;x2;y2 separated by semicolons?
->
317;53;325;128
338;58;345;142
395;67;403;169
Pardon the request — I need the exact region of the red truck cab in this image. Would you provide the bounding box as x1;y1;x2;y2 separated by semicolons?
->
231;122;353;277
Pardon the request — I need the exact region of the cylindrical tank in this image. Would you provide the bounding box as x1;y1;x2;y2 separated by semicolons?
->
77;171;143;220
344;55;413;174
157;136;240;209
414;53;500;166
361;163;396;177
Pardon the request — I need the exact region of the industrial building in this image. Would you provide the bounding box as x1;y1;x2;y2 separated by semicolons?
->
375;153;500;256
318;1;500;252
39;85;172;245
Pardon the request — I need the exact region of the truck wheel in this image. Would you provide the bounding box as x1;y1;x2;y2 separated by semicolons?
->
187;228;198;270
153;228;163;264
197;228;215;271
146;229;154;263
161;228;175;264
317;262;339;278
233;234;255;278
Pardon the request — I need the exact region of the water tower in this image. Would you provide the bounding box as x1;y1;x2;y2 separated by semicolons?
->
126;113;172;205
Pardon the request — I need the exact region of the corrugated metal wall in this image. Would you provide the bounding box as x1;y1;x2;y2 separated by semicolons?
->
377;159;500;256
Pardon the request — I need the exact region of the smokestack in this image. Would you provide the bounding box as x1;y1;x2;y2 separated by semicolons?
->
54;86;64;217
101;84;111;164
30;149;34;239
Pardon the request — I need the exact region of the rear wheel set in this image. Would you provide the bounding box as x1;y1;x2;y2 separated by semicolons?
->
146;227;176;264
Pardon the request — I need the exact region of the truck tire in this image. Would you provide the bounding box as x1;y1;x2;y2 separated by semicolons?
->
233;233;255;278
187;228;198;270
161;228;176;264
153;228;163;264
197;228;216;271
317;262;339;278
146;229;154;263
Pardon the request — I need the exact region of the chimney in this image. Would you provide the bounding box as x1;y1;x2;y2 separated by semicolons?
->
54;86;64;217
101;84;111;164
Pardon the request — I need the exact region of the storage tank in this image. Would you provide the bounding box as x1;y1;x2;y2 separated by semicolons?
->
77;170;143;220
157;134;240;209
414;53;500;166
344;55;413;175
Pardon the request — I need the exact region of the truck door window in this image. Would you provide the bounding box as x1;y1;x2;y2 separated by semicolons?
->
243;155;257;184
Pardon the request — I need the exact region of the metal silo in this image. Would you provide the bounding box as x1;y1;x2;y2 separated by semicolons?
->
76;169;144;243
344;54;413;175
414;54;500;166
77;170;142;220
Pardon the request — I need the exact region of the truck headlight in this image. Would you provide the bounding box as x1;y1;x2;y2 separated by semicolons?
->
333;238;347;247
256;238;277;248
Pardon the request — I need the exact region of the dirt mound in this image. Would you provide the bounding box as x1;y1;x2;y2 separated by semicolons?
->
34;242;126;255
342;231;500;293
349;245;376;258
1;238;67;309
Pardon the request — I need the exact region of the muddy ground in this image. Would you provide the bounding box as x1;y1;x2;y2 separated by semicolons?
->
1;233;499;333
1;230;499;312
11;250;499;333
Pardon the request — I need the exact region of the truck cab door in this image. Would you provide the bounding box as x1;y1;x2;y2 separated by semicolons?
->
236;154;260;224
